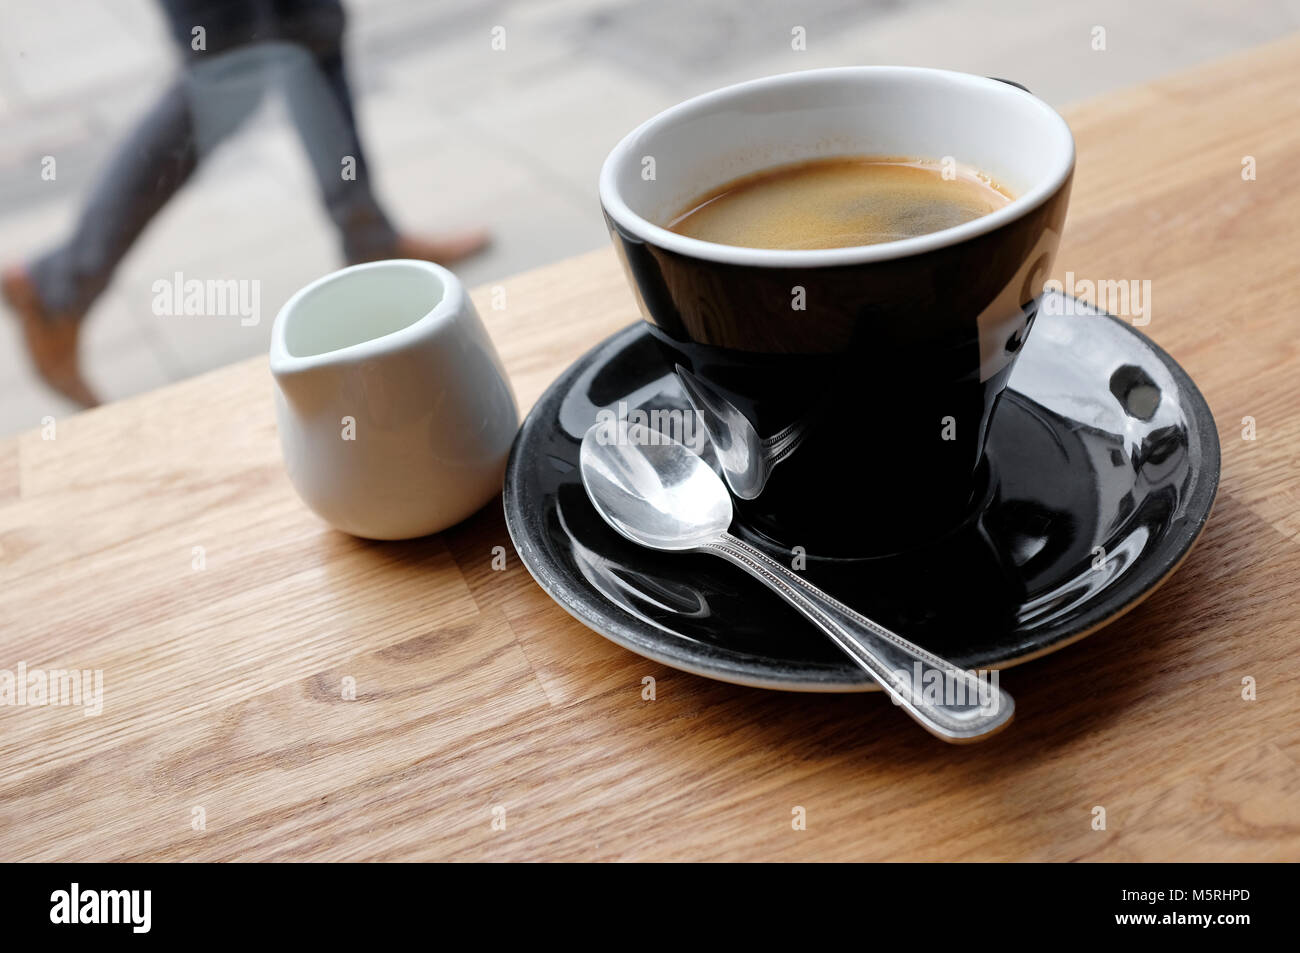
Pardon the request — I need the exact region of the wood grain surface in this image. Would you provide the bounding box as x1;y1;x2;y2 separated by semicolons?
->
2;36;1299;861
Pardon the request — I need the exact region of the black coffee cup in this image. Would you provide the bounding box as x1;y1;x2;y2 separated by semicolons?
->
599;67;1074;555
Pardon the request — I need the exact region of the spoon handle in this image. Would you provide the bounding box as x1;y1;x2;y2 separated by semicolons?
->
703;533;1014;742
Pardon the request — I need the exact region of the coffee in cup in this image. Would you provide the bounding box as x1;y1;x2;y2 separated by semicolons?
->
667;156;1013;250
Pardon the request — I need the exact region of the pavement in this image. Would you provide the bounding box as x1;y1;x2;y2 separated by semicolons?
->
1;0;1296;434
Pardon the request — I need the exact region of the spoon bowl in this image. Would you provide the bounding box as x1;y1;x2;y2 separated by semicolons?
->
580;419;732;550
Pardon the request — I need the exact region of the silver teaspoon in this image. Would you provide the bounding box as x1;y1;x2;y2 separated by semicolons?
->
579;418;1014;743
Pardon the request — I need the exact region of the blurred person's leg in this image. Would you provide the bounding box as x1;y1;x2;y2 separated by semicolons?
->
27;85;201;322
4;0;489;408
3;0;267;407
3;84;199;407
271;0;488;264
33;0;267;316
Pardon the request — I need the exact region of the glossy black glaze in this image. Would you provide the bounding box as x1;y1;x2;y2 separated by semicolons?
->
606;175;1072;555
502;295;1219;691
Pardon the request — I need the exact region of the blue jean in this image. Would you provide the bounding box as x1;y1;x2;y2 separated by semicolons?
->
31;0;398;319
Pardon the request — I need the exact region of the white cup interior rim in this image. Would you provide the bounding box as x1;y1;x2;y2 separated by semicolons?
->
598;66;1076;268
270;258;461;371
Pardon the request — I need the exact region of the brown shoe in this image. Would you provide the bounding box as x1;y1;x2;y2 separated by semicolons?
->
1;266;100;408
350;229;492;267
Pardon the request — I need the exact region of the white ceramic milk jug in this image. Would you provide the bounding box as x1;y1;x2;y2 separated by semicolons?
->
270;259;518;539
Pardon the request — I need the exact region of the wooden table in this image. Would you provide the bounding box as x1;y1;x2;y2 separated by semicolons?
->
3;37;1299;863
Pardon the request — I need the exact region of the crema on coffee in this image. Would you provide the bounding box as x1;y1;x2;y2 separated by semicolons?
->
666;156;1014;250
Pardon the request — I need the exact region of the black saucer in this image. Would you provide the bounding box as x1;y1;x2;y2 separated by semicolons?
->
503;294;1219;691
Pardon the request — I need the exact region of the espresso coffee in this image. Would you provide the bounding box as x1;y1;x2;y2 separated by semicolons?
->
667;156;1013;250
